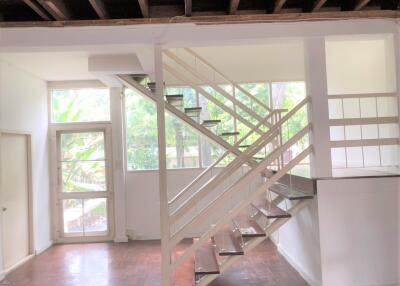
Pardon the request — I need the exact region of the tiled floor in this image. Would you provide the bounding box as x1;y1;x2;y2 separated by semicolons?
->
3;239;307;286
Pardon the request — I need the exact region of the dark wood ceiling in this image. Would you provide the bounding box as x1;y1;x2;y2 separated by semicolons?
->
0;0;399;24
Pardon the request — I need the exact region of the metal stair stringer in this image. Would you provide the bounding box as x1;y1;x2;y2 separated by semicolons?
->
196;198;312;286
118;75;255;166
169;128;313;271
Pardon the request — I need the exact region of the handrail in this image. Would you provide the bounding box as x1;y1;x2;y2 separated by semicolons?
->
169;97;310;223
164;50;272;129
170;134;313;271
168;110;277;205
184;48;273;113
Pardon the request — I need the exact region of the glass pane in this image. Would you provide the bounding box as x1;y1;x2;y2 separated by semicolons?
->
328;99;343;119
271;82;306;109
83;198;108;234
362;124;378;140
237;83;270;112
346;147;363;168
63;198;108;237
378;123;399;139
342;98;360;118
380;145;399;166
345;125;361;140
165;113;199;169
125;88;159;170
330;126;345;141
363;146;380;167
62;161;106;192
63;199;84;235
360;98;377;118
377;97;398;117
331;148;346;168
61;132;105;161
52;88;110;123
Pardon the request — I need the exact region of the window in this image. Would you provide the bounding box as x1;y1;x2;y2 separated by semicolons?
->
124;81;304;170
51;88;110;123
125;88;159;170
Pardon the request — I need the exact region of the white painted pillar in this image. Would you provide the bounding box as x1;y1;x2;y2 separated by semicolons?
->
110;86;128;242
155;45;170;285
305;36;332;178
392;29;400;168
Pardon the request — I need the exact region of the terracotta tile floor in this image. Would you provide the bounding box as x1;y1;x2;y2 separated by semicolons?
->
3;239;307;286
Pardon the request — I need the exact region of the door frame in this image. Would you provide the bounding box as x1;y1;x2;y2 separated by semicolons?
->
49;123;115;243
0;130;34;273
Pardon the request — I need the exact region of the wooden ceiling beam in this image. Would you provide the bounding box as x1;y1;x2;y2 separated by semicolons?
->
88;0;109;19
23;0;52;20
1;9;399;27
37;0;71;20
185;0;192;17
273;0;287;13
354;0;371;10
312;0;328;12
138;0;149;18
228;0;240;15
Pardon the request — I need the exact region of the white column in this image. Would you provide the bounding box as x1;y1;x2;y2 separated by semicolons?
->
110;86;128;242
393;29;400;168
155;45;170;285
305;36;332;178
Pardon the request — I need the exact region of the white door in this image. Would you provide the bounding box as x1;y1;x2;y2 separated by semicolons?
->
54;126;114;242
0;133;31;270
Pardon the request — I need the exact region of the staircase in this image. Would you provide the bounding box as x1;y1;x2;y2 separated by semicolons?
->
118;48;315;285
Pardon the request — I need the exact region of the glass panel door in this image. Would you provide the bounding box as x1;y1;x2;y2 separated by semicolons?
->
57;128;113;240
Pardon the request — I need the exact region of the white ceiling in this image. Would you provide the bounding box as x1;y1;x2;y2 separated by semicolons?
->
0;52;94;81
0;45;155;82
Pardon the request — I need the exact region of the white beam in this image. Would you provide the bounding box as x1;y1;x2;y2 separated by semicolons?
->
155;45;170;286
305;36;332;178
110;87;128;243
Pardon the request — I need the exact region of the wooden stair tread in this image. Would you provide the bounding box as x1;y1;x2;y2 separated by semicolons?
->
220;131;240;137
253;156;264;161
232;217;265;238
212;227;244;256
202;119;221;127
184;107;202;117
165;94;183;106
239;144;251;148
269;183;314;200
251;199;291;219
194;239;220;275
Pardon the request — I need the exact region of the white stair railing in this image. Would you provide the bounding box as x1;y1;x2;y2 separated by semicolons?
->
163;63;269;136
118;74;257;165
183;47;272;114
168;109;279;206
169;97;310;225
170;127;312;271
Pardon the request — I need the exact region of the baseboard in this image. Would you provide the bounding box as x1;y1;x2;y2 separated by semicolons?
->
114;236;129;243
277;244;322;286
126;229;160;240
35;240;53;255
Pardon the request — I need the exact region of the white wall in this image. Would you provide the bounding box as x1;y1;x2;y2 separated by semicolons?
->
0;61;51;270
275;199;323;286
317;177;399;286
326;34;397;95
